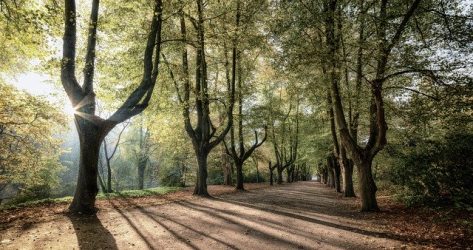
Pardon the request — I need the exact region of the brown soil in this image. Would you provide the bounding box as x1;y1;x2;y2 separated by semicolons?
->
0;182;471;249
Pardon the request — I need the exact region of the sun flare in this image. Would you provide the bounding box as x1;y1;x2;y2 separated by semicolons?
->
63;103;77;116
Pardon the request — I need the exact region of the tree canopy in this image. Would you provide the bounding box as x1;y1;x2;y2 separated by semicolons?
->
0;0;471;214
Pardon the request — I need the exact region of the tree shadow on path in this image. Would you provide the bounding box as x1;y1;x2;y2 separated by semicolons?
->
66;213;118;250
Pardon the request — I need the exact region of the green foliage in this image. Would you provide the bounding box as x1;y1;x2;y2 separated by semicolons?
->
0;82;65;200
244;171;266;183
0;0;472;212
207;166;224;185
0;0;61;74
387;131;473;208
158;162;188;187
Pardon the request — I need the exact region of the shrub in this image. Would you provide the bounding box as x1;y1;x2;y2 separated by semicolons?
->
388;131;473;208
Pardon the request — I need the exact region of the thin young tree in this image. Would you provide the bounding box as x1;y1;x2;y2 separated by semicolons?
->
98;122;129;193
61;0;163;213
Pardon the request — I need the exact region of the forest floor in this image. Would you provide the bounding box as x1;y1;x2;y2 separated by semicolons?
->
0;181;472;250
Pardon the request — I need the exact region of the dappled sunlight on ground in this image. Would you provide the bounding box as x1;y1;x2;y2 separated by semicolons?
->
1;182;470;249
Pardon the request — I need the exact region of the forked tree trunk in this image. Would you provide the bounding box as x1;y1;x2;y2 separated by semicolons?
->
62;0;163;214
235;162;244;190
358;159;379;211
194;151;210;196
69;119;104;214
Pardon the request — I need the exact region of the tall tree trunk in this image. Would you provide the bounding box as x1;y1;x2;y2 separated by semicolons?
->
326;156;333;188
321;168;327;184
222;149;233;185
277;167;283;184
235;162;244;190
255;161;259;183
97;169;106;192
338;145;355;196
269;162;274;186
327;169;334;188
358;159;379;211
137;157;147;190
106;161;112;193
69;120;104;214
332;156;341;193
103;140;113;193
342;156;356;197
194;151;210;196
286;167;292;183
223;164;233;186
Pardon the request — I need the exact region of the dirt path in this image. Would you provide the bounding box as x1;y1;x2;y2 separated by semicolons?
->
0;182;451;249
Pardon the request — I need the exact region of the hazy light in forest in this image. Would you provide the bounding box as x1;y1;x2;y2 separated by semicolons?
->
9;72;75;116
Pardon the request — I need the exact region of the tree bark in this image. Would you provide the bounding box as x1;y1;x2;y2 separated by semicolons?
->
332;155;341;193
327;168;334;188
342;158;356;197
358;159;379;211
194;151;210;196
338;144;356;197
223;164;233;186
235;162;244;191
106;162;112;193
137;157;147;190
255;160;259;183
277;168;284;184
222;148;233;185
69;119;104;214
286;166;292;183
102;140;113;193
97;168;106;192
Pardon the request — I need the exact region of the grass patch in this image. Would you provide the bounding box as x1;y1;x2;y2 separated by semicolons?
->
0;186;181;211
0;196;73;211
98;186;181;199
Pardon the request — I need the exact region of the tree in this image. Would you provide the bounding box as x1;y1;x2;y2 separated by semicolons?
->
221;0;267;191
224;60;267;190
269;95;300;185
134;119;159;190
60;0;163;214
165;0;236;196
0;82;65;201
98;122;128;193
325;0;422;211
